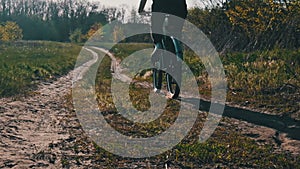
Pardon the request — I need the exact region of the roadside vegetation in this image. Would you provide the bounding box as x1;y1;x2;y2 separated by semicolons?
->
0;41;81;97
104;43;300;117
93;43;299;168
224;49;300;118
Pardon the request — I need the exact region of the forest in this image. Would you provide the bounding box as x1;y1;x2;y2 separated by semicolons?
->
0;0;112;41
0;0;299;52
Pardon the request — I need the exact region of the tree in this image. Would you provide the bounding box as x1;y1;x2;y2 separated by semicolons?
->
187;0;300;51
187;7;235;52
0;21;23;41
102;7;126;23
225;0;299;49
69;28;84;43
112;25;125;43
86;22;103;41
0;0;109;42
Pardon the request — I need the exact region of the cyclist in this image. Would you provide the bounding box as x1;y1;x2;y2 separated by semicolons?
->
138;0;188;98
138;0;187;45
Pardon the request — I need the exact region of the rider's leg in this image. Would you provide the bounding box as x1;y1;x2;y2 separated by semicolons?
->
151;42;163;67
165;16;185;99
151;12;165;93
151;12;164;44
150;12;164;67
165;15;185;43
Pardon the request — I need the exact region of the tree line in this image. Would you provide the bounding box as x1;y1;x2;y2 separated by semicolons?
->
188;0;300;52
126;0;300;52
0;0;126;42
0;0;299;52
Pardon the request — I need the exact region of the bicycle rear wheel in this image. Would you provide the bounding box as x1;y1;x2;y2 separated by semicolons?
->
152;68;163;92
166;73;180;99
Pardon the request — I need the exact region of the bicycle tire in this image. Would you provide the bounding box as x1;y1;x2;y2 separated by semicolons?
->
166;73;180;99
165;37;182;99
152;68;163;92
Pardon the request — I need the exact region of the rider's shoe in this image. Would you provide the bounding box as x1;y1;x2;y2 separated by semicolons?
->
153;88;161;93
166;92;174;99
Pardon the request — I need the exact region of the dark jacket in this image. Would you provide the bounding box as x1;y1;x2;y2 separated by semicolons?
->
152;0;188;19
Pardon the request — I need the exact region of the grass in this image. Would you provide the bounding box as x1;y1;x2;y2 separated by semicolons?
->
173;128;300;168
108;43;299;117
2;41;299;167
0;41;82;97
223;49;300;117
110;42;153;60
92;43;299;168
96;42;299;117
182;47;300;118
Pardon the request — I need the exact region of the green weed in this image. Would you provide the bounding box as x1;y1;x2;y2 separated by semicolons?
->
0;41;82;97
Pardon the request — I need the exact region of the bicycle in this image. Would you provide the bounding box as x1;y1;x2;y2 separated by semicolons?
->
141;12;183;99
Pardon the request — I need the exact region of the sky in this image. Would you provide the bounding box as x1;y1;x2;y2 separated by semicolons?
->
92;0;199;9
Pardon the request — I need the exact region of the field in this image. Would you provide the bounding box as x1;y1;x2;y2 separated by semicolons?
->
93;43;300;168
223;49;300;118
0;41;82;97
1;41;299;168
107;43;300;118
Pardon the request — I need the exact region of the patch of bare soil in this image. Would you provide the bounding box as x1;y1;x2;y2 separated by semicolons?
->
0;72;77;168
224;117;300;155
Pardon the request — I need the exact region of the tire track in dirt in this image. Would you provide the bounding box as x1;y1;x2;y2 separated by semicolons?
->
0;47;99;168
91;47;132;83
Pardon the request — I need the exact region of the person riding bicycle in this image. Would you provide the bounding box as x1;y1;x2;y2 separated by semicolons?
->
138;0;187;98
138;0;187;45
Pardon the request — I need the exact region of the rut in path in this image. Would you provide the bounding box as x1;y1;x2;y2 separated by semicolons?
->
0;47;99;168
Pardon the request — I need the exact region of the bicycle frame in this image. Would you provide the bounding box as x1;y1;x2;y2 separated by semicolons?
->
152;14;183;99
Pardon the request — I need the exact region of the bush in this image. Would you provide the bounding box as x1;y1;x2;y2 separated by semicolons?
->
0;21;23;41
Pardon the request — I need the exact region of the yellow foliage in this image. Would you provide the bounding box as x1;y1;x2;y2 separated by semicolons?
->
0;21;23;41
86;23;104;40
225;0;288;37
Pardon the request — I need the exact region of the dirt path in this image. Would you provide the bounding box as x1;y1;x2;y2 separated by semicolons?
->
91;47;132;83
0;47;298;168
0;47;99;168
